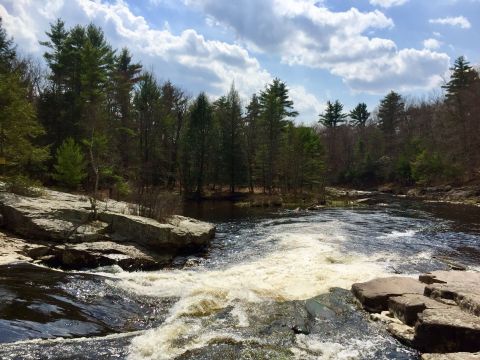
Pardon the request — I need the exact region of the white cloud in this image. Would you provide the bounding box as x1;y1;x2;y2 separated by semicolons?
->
429;16;471;29
369;0;409;8
0;0;323;121
184;0;450;93
423;38;442;50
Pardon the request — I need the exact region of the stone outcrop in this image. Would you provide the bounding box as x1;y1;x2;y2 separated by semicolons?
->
352;271;480;356
0;188;215;270
351;276;425;312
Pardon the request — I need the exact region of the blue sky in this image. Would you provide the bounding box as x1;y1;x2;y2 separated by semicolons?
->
1;0;479;123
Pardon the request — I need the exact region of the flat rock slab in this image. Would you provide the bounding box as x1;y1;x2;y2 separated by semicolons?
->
422;271;480;316
0;189;215;266
415;307;480;353
420;271;480;287
351;277;425;312
388;294;451;326
422;353;480;360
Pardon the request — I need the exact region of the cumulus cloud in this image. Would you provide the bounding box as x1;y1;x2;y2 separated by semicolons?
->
0;0;325;120
429;16;471;29
369;0;409;8
423;38;442;50
184;0;450;93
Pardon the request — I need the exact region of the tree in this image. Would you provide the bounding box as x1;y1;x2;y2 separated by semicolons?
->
442;56;476;101
215;83;244;192
181;92;213;197
110;48;142;174
257;78;298;193
441;56;479;170
319;100;347;128
0;22;48;176
0;17;16;72
244;94;261;193
378;91;404;136
53;138;87;189
349;103;370;128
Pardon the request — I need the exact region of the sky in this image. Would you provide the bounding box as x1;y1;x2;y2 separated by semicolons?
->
0;0;479;123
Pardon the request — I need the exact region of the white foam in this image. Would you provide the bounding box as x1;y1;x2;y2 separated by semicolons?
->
103;230;390;359
380;229;417;239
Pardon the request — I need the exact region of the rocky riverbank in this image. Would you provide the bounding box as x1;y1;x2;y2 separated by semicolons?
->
352;270;480;358
0;187;215;270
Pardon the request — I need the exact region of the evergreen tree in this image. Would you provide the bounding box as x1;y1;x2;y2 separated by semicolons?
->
0;24;48;176
349;103;370;128
0;17;16;72
319;100;347;128
244;94;260;193
216;83;244;192
442;56;476;101
258;78;298;193
53;138;87;189
181;92;213;197
377;91;404;136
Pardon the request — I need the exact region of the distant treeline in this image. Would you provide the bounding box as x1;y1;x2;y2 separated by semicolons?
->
0;18;478;201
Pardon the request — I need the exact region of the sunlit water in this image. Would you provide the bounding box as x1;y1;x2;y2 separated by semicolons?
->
1;199;479;359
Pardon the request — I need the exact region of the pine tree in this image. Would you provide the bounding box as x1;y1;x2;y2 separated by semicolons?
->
181;92;213;197
245;94;260;193
0;18;16;72
349;103;370;128
258;78;297;193
53;138;87;189
0;21;48;176
442;56;476;101
319;100;346;128
377;91;404;136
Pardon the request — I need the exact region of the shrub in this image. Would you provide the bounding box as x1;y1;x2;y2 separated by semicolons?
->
53;138;87;189
5;174;43;197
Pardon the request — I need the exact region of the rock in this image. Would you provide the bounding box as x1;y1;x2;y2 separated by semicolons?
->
415;307;480;353
388;294;450;326
420;271;480;316
387;322;415;346
28;241;166;270
351;277;425;312
422;353;480;360
0;188;215;268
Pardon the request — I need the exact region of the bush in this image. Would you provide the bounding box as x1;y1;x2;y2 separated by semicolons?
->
411;150;460;185
53;138;87;189
5;175;44;197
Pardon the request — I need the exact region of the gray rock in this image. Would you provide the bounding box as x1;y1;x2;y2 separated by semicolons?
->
415;307;480;353
28;241;168;270
387;322;415;346
421;271;480;316
0;189;215;265
351;277;425;312
388;294;450;326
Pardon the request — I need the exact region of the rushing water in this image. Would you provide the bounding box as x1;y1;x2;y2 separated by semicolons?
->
1;198;480;359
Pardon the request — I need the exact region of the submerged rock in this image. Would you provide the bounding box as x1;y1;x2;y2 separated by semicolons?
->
0;188;215;270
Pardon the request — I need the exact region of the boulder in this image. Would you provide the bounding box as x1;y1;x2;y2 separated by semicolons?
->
0;189;215;265
386;322;415;346
351;277;425;312
28;241;168;270
415;307;480;353
388;294;451;326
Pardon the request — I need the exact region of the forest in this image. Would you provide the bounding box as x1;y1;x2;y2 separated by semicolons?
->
1;18;479;203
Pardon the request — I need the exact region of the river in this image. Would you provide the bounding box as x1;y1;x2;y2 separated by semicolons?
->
1;198;479;359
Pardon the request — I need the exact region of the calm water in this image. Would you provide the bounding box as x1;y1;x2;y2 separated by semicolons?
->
0;198;479;359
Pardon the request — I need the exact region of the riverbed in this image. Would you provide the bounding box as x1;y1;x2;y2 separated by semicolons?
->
1;198;479;359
